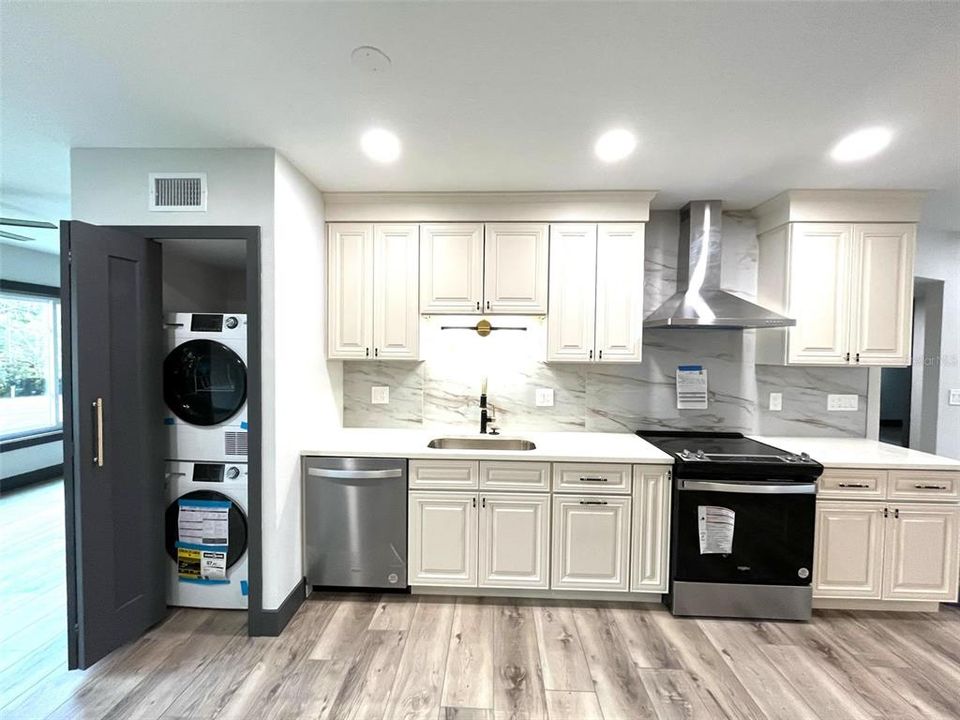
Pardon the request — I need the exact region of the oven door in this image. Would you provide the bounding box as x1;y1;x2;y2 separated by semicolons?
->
674;479;816;586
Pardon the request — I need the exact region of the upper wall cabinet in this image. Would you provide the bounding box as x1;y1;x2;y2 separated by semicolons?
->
753;191;922;368
420;223;549;314
548;223;645;363
327;223;419;360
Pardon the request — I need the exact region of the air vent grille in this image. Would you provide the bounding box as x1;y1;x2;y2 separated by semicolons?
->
225;431;248;457
149;173;207;211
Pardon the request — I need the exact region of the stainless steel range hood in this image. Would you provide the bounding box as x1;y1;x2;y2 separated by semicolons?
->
644;200;796;329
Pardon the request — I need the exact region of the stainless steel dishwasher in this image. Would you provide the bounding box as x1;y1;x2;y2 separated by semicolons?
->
303;456;408;589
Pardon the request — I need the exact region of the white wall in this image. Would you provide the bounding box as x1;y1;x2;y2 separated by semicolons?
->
269;155;342;608
0;243;60;286
71;148;323;609
914;226;960;459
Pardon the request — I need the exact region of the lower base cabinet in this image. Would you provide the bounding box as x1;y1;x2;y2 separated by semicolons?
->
478;493;550;589
814;501;960;602
551;495;631;591
408;492;478;587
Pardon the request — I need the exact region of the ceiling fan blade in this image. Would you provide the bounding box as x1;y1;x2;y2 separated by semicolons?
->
0;229;36;242
0;217;57;229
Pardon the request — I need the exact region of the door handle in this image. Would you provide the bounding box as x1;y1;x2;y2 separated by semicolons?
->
838;483;869;488
914;484;947;490
579;499;608;505
579;477;609;483
306;468;402;480
92;398;104;468
680;480;816;494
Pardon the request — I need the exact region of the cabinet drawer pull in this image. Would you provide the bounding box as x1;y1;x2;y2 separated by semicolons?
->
837;483;869;488
579;477;608;483
579;499;608;506
914;484;948;490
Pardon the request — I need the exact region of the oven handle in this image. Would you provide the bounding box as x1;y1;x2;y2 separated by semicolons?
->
680;480;816;495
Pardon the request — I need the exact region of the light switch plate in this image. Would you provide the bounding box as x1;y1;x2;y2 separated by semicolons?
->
768;393;782;412
371;386;389;405
949;389;960;406
827;394;858;411
535;388;555;407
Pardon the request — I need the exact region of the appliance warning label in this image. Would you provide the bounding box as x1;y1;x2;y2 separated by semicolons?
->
698;506;735;554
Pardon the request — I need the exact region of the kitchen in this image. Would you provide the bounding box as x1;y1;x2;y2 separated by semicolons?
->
1;2;959;719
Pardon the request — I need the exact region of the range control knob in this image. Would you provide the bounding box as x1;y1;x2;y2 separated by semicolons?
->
226;466;241;480
800;452;811;462
225;316;239;329
679;449;692;459
695;449;706;460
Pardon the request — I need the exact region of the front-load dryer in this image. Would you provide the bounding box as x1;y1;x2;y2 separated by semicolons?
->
165;460;248;609
164;312;247;462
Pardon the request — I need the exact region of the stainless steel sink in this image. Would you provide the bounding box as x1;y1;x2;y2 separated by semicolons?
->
427;437;536;451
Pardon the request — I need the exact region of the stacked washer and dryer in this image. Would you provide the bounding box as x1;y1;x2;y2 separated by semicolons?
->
163;312;250;609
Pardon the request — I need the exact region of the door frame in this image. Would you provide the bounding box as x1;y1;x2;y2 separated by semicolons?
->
109;225;265;637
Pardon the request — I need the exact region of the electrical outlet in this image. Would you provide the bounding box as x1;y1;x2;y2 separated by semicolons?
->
371;386;389;405
827;394;858;412
768;393;782;412
535;388;555;407
949;389;960;406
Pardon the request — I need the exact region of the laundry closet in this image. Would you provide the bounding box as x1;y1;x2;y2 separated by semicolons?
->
158;238;250;611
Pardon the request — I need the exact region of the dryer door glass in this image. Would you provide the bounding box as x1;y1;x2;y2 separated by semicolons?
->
165;490;249;568
164;339;247;426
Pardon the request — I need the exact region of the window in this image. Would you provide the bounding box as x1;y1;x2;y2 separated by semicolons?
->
0;290;62;439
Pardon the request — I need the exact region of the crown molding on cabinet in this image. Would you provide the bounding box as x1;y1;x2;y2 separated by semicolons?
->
322;191;658;223
752;189;926;235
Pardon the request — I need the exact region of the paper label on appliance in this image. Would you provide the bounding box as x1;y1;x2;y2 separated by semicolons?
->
176;544;228;582
698;505;735;554
199;549;227;580
178;499;230;545
677;365;708;410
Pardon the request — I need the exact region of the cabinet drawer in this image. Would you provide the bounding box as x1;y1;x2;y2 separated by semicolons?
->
818;469;886;499
479;461;550;491
887;471;960;501
552;463;631;494
409;460;479;490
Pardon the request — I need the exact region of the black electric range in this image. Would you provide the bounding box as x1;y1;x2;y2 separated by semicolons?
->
638;431;824;621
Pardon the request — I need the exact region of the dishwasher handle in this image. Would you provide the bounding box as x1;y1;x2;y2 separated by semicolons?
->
307;467;403;480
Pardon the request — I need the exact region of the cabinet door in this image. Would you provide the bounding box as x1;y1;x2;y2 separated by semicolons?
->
552;495;630;591
373;224;420;360
786;224;853;365
328;223;374;359
883;505;960;601
595;224;644;362
850;224;915;366
547;224;597;362
408;492;478;587
420;223;484;314
630;466;671;593
478;493;550;589
483;223;549;314
812;502;884;599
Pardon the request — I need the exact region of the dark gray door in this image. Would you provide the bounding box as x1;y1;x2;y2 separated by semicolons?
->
61;221;165;669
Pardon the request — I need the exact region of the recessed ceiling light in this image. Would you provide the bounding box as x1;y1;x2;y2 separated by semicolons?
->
594;129;637;163
830;126;893;162
360;128;401;163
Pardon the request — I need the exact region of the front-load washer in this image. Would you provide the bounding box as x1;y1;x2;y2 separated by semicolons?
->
164;312;247;462
165;460;248;609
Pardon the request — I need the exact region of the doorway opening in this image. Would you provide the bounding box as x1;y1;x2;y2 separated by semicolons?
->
878;277;944;450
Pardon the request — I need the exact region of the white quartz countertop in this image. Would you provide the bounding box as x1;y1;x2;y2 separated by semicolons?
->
753;436;960;471
302;428;673;464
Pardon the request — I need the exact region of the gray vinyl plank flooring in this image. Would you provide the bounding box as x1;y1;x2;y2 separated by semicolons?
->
4;480;960;719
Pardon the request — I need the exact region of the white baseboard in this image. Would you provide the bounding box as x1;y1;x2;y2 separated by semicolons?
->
411;586;663;604
813;597;943;612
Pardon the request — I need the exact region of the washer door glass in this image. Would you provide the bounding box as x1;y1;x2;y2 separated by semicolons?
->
164;339;247;426
165;490;248;568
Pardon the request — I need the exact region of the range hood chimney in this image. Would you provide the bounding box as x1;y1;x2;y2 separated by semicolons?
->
643;200;796;329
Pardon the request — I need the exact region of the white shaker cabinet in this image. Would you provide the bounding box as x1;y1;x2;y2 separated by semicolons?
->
478;493;550;589
547;223;644;363
551;494;631;591
882;504;960;601
483;223;549;314
408;491;478;587
419;223;485;313
757;221;915;367
813;502;885;599
327;223;419;360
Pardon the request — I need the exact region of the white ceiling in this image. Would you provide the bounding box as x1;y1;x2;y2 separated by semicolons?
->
2;1;958;254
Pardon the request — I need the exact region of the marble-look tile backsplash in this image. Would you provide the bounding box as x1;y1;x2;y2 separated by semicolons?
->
342;211;869;437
